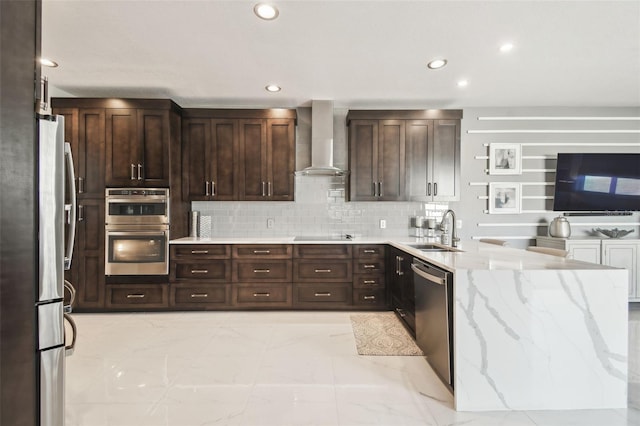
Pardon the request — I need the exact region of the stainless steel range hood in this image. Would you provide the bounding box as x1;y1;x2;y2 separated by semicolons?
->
297;100;346;176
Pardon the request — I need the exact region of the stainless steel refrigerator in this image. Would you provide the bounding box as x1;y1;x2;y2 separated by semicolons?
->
37;114;77;426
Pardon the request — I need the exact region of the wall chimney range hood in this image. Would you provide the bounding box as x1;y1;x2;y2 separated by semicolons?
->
298;100;346;176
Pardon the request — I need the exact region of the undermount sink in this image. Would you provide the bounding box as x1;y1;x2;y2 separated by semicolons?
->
405;243;455;252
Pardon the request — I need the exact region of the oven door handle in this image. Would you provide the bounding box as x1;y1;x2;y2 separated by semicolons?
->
106;230;168;237
106;197;168;203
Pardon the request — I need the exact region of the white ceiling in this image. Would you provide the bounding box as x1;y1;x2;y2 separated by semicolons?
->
42;0;640;109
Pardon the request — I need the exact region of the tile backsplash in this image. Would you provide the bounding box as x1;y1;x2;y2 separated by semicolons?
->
192;176;448;238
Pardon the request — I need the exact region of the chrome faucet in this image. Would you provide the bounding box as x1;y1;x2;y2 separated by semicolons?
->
440;209;460;248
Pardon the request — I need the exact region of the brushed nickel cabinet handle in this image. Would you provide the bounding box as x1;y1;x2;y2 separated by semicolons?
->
190;293;209;298
428;182;432;196
137;163;143;180
253;250;271;254
78;176;84;194
190;269;209;274
363;264;376;269
126;294;145;299
253;269;270;273
397;257;404;276
363;295;376;300
262;181;266;197
378;182;383;197
372;182;376;196
253;292;270;297
434;182;438;196
130;164;136;180
315;292;331;297
191;250;209;254
314;269;331;273
78;205;84;222
268;181;272;197
211;181;216;196
205;181;210;196
363;280;376;284
363;249;376;254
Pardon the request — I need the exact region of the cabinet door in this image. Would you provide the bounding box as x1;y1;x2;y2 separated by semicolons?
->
267;119;295;201
239;119;267;200
431;119;460;202
568;243;601;263
106;109;139;186
210;119;239;200
78;109;106;198
138;109;170;187
75;199;105;309
349;120;378;200
405;120;432;201
602;242;638;298
377;120;405;201
182;119;210;201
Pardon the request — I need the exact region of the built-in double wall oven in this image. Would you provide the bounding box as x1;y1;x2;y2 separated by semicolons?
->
105;188;169;275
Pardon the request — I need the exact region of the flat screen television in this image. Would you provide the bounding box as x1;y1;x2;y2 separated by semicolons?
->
552;153;640;212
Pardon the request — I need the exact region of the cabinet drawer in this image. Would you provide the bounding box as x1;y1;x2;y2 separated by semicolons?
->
234;283;292;307
353;288;386;307
232;245;292;259
233;260;293;282
106;284;168;309
171;244;231;260
354;245;385;259
293;283;351;306
353;275;385;288
171;284;231;308
293;244;352;259
294;260;352;282
171;260;231;282
353;259;385;274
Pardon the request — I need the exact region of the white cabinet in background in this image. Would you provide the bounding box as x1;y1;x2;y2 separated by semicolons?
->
536;237;640;301
602;240;638;299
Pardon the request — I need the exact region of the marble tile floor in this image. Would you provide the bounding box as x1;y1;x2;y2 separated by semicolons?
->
66;306;640;426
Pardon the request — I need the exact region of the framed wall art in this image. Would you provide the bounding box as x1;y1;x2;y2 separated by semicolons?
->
489;182;521;214
489;143;522;175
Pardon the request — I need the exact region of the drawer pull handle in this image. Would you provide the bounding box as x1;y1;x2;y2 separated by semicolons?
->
363;264;376;269
253;292;270;297
363;280;376;284
315;292;332;297
363;250;376;254
253;250;271;254
191;269;209;274
314;269;332;273
253;269;270;273
126;294;145;299
190;293;208;298
191;250;209;254
363;295;376;300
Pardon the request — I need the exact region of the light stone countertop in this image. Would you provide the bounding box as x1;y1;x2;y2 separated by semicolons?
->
171;236;615;272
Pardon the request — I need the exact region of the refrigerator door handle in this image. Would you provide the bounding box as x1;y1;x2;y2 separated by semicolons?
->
64;143;76;270
64;313;77;356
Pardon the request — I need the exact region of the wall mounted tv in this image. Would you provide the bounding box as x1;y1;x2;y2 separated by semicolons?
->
553;153;640;212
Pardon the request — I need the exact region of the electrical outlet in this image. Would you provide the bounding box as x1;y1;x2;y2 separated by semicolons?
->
267;218;274;229
380;219;386;229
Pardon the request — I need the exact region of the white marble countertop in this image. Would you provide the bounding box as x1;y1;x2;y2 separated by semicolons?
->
171;236;614;272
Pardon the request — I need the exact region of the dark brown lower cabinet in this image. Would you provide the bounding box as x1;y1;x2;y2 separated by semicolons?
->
233;283;292;308
106;284;169;310
293;283;352;308
170;284;231;309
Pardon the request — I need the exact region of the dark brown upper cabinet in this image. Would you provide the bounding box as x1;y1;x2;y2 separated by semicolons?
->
182;109;296;202
106;108;170;187
348;119;405;201
182;118;240;201
347;110;462;202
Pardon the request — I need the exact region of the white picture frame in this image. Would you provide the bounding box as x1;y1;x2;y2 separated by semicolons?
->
489;143;522;175
489;182;521;214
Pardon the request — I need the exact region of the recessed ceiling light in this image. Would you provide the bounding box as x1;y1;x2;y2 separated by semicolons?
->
265;84;281;93
39;57;58;68
427;59;447;70
254;3;279;20
500;43;514;53
457;80;468;87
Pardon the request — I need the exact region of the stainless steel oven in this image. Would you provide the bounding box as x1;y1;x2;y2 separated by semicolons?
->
105;188;170;275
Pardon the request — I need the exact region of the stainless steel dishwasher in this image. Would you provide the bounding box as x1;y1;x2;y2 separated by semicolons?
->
412;259;454;391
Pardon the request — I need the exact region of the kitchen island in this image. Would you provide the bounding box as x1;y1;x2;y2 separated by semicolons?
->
172;237;629;412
